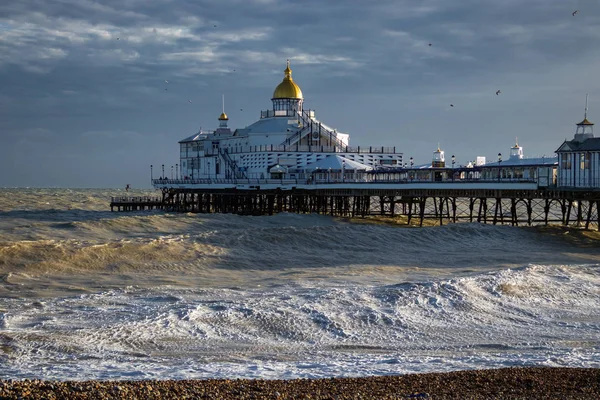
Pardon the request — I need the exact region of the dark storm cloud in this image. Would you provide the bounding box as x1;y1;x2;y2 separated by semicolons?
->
1;0;600;187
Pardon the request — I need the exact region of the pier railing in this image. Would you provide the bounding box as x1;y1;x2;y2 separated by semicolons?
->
205;144;399;155
111;196;162;203
152;177;540;186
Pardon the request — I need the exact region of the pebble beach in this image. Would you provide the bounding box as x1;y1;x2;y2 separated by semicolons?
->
1;367;599;399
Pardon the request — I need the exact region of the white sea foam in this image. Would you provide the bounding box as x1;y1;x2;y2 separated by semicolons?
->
1;264;600;380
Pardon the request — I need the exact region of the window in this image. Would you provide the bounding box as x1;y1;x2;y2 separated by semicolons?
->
580;153;586;170
561;156;571;170
584;153;591;170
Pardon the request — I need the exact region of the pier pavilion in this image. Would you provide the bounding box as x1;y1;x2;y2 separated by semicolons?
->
111;65;600;229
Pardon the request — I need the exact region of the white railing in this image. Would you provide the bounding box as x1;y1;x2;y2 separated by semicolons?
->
206;144;399;155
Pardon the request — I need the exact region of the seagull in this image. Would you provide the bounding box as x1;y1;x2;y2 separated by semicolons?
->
496;90;501;95
214;24;217;27
572;10;578;16
165;80;169;84
188;100;193;103
240;108;243;111
116;37;120;40
450;104;454;107
428;43;432;46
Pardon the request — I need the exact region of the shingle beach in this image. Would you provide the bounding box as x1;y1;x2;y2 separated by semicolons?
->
1;367;599;399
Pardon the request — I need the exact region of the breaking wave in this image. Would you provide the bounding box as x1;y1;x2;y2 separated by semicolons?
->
1;188;600;380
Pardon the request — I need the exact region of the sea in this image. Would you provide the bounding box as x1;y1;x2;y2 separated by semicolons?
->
1;188;599;381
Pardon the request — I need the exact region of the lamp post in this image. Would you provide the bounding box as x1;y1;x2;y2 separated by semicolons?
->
175;164;178;179
451;155;456;181
171;165;173;179
150;165;153;181
342;159;345;182
410;157;413;168
161;164;165;180
497;152;502;181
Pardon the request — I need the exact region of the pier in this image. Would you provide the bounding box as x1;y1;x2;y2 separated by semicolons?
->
110;179;600;230
110;196;163;212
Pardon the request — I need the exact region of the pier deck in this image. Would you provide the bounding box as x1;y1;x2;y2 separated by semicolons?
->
110;181;600;230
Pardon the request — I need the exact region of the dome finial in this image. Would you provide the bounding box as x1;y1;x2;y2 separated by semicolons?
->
284;59;292;79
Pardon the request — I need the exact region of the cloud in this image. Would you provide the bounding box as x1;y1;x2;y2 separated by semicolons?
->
1;0;600;186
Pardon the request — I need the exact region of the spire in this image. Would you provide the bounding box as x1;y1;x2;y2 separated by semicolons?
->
577;94;594;126
218;94;228;122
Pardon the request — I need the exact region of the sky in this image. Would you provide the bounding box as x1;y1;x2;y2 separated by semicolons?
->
1;0;599;188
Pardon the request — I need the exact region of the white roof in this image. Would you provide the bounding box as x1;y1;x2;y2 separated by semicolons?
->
305;155;373;171
485;156;558;166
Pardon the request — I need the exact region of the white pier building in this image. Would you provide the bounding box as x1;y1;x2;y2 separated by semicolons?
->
176;60;403;182
556;96;600;188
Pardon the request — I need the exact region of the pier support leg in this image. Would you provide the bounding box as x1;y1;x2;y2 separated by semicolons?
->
469;198;475;223
493;198;500;225
585;200;594;230
565;200;573;226
419;197;427;227
510;199;517;226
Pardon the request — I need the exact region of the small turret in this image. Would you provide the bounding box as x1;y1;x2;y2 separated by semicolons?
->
215;95;232;136
509;137;523;160
574;94;594;142
432;145;445;167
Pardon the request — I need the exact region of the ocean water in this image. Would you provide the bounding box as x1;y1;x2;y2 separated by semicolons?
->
1;188;599;380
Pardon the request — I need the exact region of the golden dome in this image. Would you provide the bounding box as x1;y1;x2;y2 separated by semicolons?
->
272;60;303;99
218;112;228;120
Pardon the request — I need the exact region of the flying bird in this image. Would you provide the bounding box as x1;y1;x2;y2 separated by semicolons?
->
116;37;120;40
214;24;217;27
496;90;501;95
240;108;243;111
450;104;454;107
165;80;169;84
428;43;432;46
572;10;578;16
188;100;193;103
